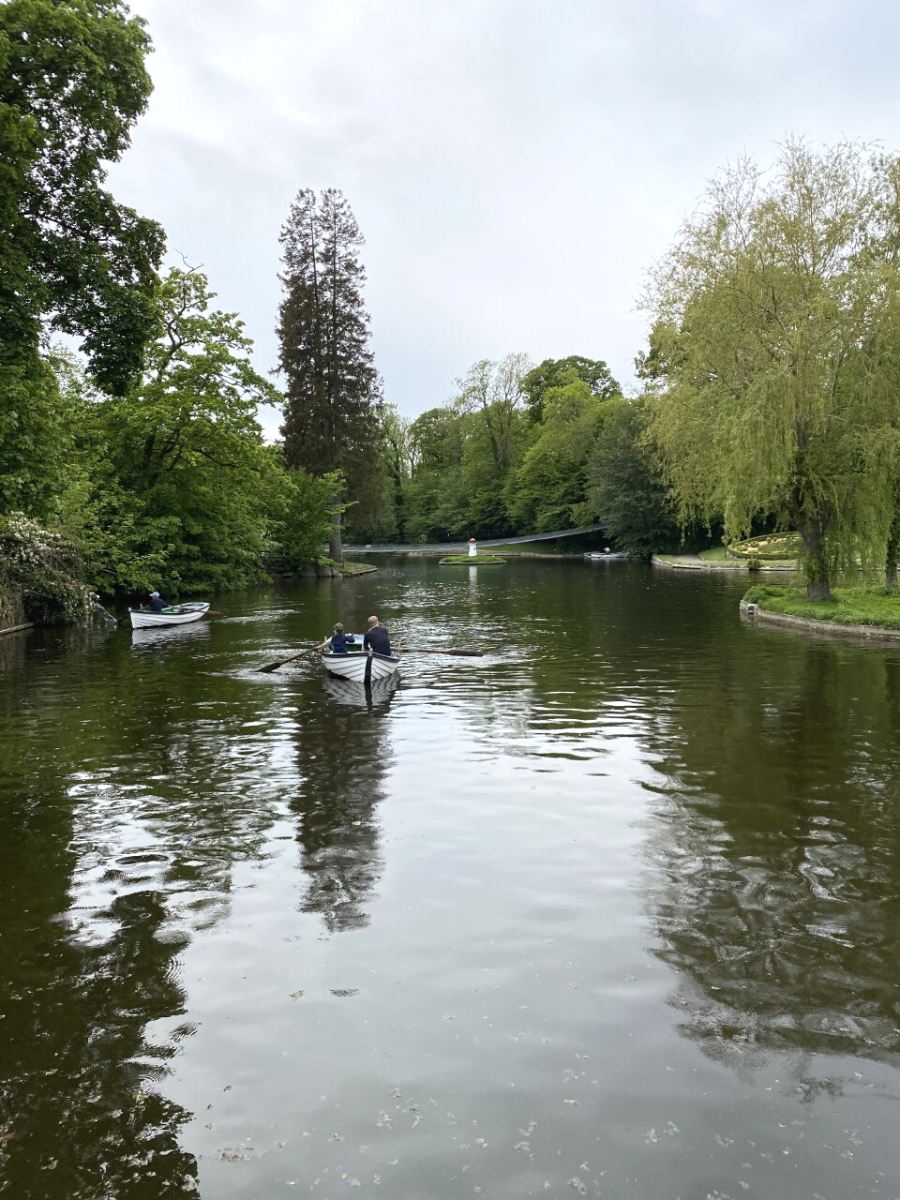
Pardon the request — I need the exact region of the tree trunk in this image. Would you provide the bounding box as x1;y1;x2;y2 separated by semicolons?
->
798;518;832;601
329;497;343;563
886;516;899;588
886;540;898;588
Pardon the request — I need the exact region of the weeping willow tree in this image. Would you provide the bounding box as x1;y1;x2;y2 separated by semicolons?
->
642;140;900;600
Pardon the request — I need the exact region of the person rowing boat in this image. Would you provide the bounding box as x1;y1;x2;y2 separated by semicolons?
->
318;623;357;654
363;615;391;656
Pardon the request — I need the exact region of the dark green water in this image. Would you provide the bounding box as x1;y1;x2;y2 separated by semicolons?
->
2;561;900;1199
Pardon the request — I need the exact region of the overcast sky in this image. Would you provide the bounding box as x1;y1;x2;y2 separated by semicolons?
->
110;0;900;438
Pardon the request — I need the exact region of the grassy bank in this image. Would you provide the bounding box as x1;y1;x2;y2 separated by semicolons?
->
744;584;900;630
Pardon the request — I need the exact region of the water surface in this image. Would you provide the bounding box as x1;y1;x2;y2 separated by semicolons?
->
2;561;900;1199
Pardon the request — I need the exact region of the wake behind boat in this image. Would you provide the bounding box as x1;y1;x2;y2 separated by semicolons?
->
129;602;210;629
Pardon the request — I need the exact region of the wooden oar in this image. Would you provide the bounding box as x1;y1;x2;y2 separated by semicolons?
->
395;646;484;657
258;646;321;673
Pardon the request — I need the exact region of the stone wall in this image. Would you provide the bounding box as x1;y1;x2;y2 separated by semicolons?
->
740;600;900;643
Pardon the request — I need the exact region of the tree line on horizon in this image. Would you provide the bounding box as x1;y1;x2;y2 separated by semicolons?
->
3;1;900;624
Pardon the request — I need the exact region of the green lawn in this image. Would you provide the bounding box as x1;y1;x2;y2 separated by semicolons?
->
744;584;900;630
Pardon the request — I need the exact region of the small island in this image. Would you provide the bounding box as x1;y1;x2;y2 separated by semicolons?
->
438;554;506;565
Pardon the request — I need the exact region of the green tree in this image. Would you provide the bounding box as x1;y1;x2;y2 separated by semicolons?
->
0;0;165;514
521;355;620;423
278;188;383;561
269;464;340;572
643;140;900;600
78;269;285;593
403;406;469;541
508;377;615;532
587;400;680;556
451;354;531;536
456;353;531;473
345;403;409;543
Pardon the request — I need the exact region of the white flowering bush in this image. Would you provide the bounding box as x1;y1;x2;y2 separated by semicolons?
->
0;514;93;625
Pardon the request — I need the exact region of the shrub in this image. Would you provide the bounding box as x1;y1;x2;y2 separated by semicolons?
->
0;514;93;625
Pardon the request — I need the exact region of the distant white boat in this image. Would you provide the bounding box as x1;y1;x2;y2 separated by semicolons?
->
129;602;210;629
319;636;401;683
584;551;628;560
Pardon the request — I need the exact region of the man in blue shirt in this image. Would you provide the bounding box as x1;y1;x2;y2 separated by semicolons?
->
148;591;166;613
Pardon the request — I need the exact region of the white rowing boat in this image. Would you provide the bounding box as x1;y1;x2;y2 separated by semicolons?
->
129;602;210;629
319;636;401;683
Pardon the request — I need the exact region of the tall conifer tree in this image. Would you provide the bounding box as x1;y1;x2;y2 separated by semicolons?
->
277;188;382;560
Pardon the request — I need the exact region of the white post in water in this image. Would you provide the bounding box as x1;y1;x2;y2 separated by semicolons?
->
468;537;477;558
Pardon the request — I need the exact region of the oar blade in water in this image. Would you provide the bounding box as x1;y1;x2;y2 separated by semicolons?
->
258;647;318;673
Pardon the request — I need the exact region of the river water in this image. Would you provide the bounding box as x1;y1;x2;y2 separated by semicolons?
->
2;560;900;1200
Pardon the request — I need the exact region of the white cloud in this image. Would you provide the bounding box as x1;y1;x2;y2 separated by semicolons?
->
109;0;900;438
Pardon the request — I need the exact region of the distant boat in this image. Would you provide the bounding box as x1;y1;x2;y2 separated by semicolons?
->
129;602;210;629
319;636;401;683
584;551;628;560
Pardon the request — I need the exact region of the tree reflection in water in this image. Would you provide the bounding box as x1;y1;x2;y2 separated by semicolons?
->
1;847;198;1197
642;644;900;1090
290;675;398;934
0;622;290;1198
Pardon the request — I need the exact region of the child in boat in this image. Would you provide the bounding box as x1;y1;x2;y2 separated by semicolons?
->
327;624;356;654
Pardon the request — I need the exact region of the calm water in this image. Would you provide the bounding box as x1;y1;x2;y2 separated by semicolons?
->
3;561;900;1200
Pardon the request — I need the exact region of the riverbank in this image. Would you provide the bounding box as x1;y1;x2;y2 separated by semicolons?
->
653;551;794;572
742;584;900;641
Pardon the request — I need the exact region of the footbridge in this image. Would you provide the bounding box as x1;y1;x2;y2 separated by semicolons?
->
343;524;606;554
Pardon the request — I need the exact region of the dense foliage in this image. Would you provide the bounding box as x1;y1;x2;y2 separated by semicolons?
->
395;354;661;546
586;401;681;557
60;268;339;594
642;140;900;599
0;0;165;519
0;4;347;623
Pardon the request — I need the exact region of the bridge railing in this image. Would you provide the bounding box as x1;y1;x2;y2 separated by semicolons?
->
342;525;606;553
